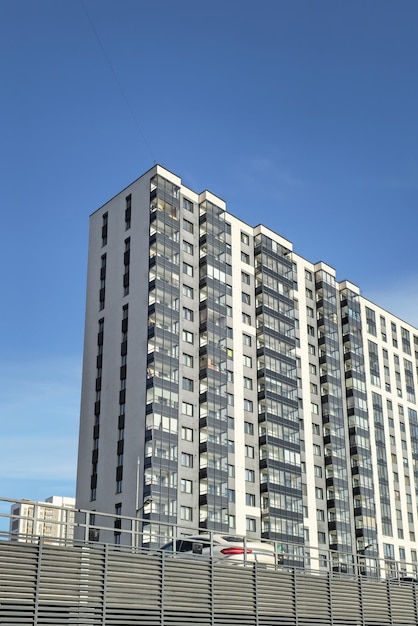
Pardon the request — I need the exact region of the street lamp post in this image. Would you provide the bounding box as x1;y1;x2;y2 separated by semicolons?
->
357;544;373;577
135;497;152;550
134;456;154;549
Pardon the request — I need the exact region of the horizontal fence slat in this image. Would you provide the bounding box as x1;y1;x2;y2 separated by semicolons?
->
0;541;417;625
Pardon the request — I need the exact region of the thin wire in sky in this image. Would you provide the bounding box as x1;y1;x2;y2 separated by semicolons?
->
80;0;156;164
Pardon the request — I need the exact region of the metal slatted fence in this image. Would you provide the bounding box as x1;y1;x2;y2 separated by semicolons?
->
1;541;418;626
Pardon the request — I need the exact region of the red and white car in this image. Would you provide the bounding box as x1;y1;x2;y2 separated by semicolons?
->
159;533;278;565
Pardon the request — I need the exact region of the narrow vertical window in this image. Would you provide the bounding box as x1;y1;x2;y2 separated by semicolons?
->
123;238;130;296
99;254;106;311
102;212;108;246
125;194;131;230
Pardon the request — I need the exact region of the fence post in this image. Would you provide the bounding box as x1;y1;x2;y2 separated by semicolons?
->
102;543;108;626
34;537;44;626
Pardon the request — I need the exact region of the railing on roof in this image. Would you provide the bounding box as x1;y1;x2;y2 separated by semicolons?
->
1;495;416;584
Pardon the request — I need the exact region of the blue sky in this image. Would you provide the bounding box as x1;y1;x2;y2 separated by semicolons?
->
1;0;418;505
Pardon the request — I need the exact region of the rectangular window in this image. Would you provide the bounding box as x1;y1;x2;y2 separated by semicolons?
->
180;506;192;521
241;232;250;245
314;465;323;477
245;445;254;458
246;517;256;532
308;344;316;355
307;306;314;318
242;292;251;305
182;377;194;391
181;426;193;441
243;376;253;390
317;509;325;521
245;468;255;482
182;353;193;367
313;444;321;456
102;212;108;246
242;271;251;284
125;195;131;229
182;330;194;343
366;307;377;336
307;325;315;336
244;421;254;435
315;487;324;499
183;307;194;321
384;543;395;559
180;479;193;493
182;284;194;298
182;240;193;254
183;198;193;212
228;464;235;478
241;251;250;264
242;312;251;325
312;423;320;435
183;219;194;233
306;287;313;299
182;401;194;416
318;531;326;544
181;452;193;467
226;326;233;338
244;399;253;412
243;355;252;368
182;262;193;277
243;333;252;346
246;493;256;506
311;403;319;415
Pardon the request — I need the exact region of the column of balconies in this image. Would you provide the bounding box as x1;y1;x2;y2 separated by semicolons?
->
144;176;180;530
340;290;378;559
198;201;229;531
316;275;352;559
254;235;303;551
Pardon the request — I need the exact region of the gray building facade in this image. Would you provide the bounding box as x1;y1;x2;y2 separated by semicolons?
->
76;165;418;572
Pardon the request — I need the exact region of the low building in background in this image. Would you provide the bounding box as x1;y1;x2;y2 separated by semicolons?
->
9;496;75;544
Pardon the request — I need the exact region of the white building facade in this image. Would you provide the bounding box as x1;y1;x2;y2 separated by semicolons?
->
10;496;75;544
76;165;418;571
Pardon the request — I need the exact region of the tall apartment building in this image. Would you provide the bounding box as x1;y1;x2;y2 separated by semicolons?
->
10;496;75;544
76;165;418;571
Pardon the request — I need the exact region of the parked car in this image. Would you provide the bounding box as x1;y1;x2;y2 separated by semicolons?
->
389;576;418;584
158;533;278;565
